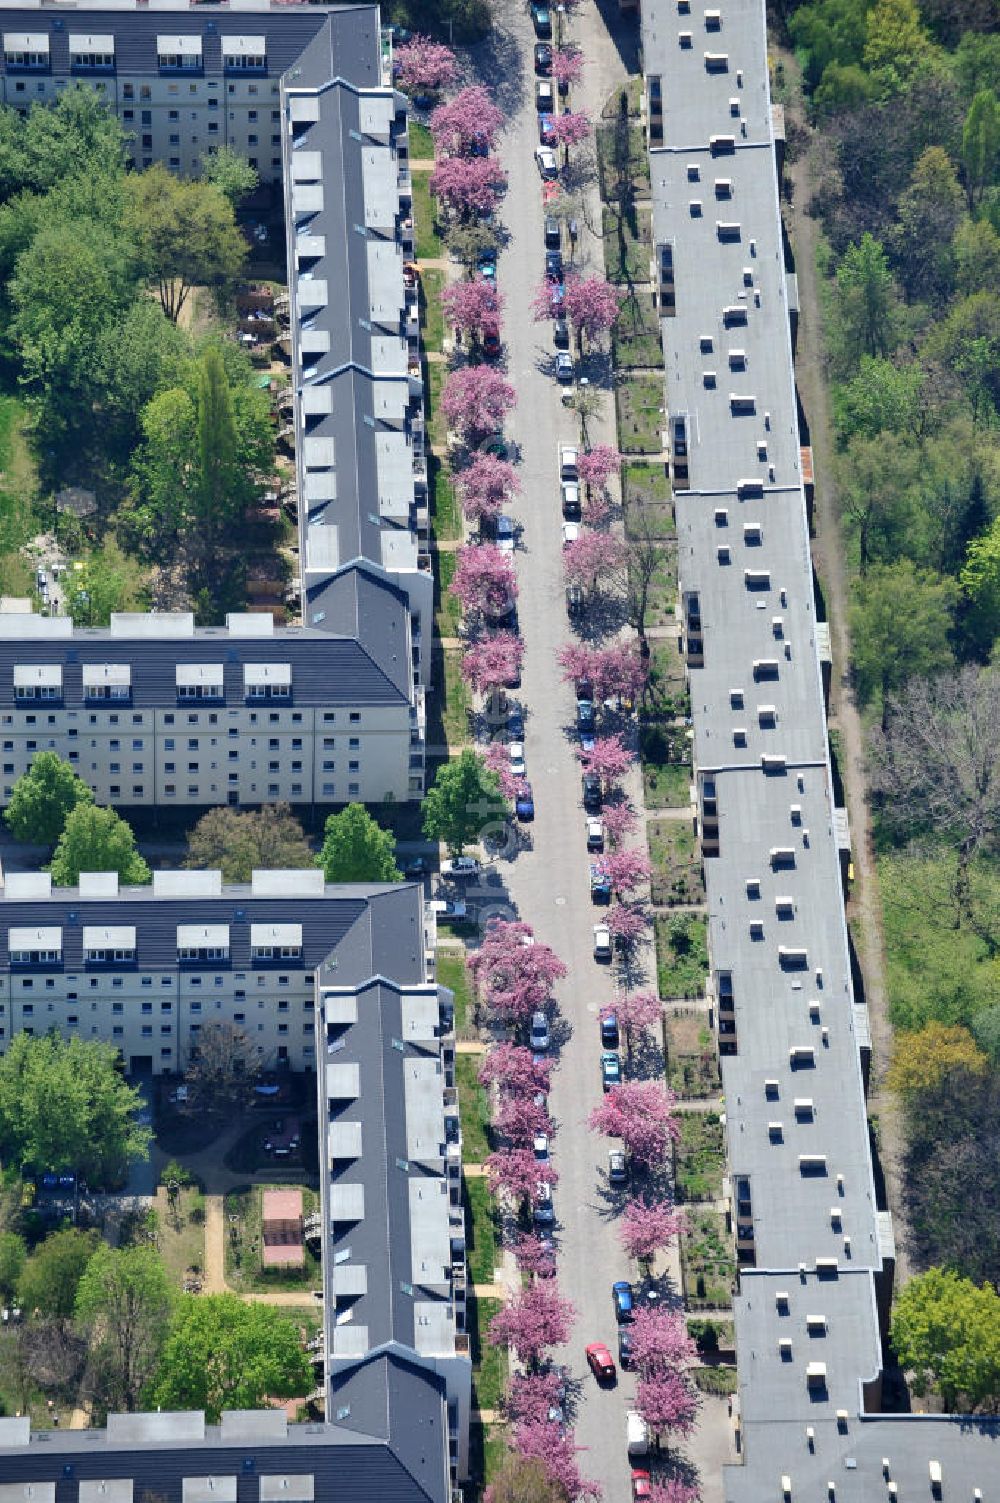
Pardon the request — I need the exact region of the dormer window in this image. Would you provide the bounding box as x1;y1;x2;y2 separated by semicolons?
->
9;926;62;966
70;35;115;70
157;35;202;72
3;34;50;71
223;36;266;71
84;926;136;964
244;664;291;702
251;923;302;963
177;664;224;702
14;665;62;702
177;924;230;964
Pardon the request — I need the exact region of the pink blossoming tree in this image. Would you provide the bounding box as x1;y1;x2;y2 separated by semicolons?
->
394;35;457;95
619;1196;686;1262
430;86;505;156
478;1041;553;1096
469;919;567;1027
486;1147;558;1205
551;47;584;89
580;732;635;789
550;110;592;150
606;900;651;949
615;989;663;1053
582;489;612;526
531;279;565;322
442;279;503;345
495;1092;553;1147
488;1283;575;1368
563;532;627;592
484;742;520;802
503;1370;565;1426
461;631;525;697
630;1306;697;1371
588;1079;679;1166
591;642;648;703
441;365;516;440
452;543;517;620
510;1230;557;1278
649;1482;700;1503
563;276;625;350
513;1423;603;1503
602;799;639;847
557;641;598;691
456;455;520;525
430;155;507;221
636;1370;700;1438
593;847;652;896
578;445;622;490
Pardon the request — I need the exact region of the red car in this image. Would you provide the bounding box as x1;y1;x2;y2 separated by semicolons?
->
585;1341;616;1383
631;1472;651;1502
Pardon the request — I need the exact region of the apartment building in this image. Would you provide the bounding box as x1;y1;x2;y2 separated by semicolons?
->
0;585;423;810
0;870;472;1497
640;0;1000;1495
0;0;433;805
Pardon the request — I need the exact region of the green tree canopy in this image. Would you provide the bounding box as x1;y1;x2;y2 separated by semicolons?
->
4;752;94;845
17;1227;100;1318
960;516;1000;657
892;145;965;303
63;541;138;628
76;1243;174;1413
0;87;127;198
960;88;1000;208
125;164;246;323
849;560;957;718
185;804;312;884
49;804;150;888
149;1295;312;1421
835;233;900;366
0;1033;151;1185
833;357;923;441
891;1267;1000;1410
862;0;934;81
887;1021;988;1096
0;1230;26;1301
318;805;401;883
953;215;1000;296
422;749;503;855
200;146;259;209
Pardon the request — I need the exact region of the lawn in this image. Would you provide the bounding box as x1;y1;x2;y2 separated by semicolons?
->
156;1186;207;1287
693;1365;738;1395
420;266;445;353
456;1052;491;1161
673;1111;726;1203
666;1010;721;1100
437;950;474;1036
429;455;461;542
434;548;462;638
616;373;665;455
427;360;446;446
469;1293;506;1413
224;1183;322;1293
632;547;677;631
612;290;663;370
596;122;651;200
464;1173;498;1285
680;1210;735;1309
648;817;704;906
641;722;693;809
0;393;42;596
602;202;652;285
655;913;709;999
647;636;690;718
435;645;471;749
623;459;672;513
601;77;644;120
412;169;443;260
408;121;434;159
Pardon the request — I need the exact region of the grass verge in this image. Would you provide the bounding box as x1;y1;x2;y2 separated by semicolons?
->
464;1174;498;1285
456;1052;490;1161
655;913;709;999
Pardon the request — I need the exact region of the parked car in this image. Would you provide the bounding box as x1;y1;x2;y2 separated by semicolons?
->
626;1411;650;1457
544;215;561;249
559;443;579;478
619;1327;636;1370
509;741;526;777
477;248;497;281
507;704;525;739
403;855;431;878
534;42;553;74
545;249;564;280
264;1116;301;1156
483;329;502;360
538;113;557;147
583;772;602;811
533;1182;556;1226
562;520;580;547
536;1232;557;1276
430;898;467;919
594;925;613;962
533;1132;550;1162
556;352;574;383
531;3;553;39
613;1280;635;1322
609;1148;628;1185
469;132;489;156
554;316;570;348
530;1011;550;1051
586;816;605;851
515;781;535;821
169;1083;189;1106
632;1470;652;1501
591;864;612;903
561;481;581;517
535;145;558;180
495;514;515;552
535;79;554;111
577;698;595;732
566;582;584;615
600;1010;620;1048
579;730;595;753
441;856;481;879
585;1342;617;1383
601;1050;622;1089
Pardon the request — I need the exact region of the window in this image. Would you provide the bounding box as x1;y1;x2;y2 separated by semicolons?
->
268;784;279;796
349;783;360;796
165;763;175;774
141;1002;152;1015
322;760;334;772
349;738;360;750
169;109;179;120
349;712;361;724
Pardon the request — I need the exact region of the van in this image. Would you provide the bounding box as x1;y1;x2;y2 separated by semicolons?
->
626;1410;649;1456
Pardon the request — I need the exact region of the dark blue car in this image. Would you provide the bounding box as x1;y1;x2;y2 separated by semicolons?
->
612;1280;635;1322
516;782;535;821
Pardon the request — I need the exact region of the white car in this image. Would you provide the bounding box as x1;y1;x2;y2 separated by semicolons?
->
593;922;612;961
586;817;605;852
441;856;481;879
533;1132;550;1161
430;898;468;918
530;1010;550;1051
561;481;581;517
562;521;580;547
535;145;558;180
495;515;515;553
559;444;579;479
509;742;526;777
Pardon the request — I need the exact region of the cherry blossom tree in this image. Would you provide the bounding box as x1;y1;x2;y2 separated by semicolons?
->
469;919;567;1026
461;631;525;696
511;1230;557;1278
591;643;648;704
557;642;598;690
452;543;517;620
484;742;520;802
563;276;625;349
457;455;520;525
630;1306;697;1371
615;989;663;1052
486;1147;558;1205
606;900;651;949
582;489;612;526
602;799;639;847
531;280;565;322
430;87;505;156
588;1080;679;1166
563;533;627;592
636;1370;700;1438
550;110;592;150
488;1283;575;1368
442;365;516;439
619;1196;686;1262
513;1424;602;1503
394;35;457;95
552;47;584;89
578;446;622;490
442;279;503;345
649;1482;700;1503
430;155;507;221
593;848;651;896
478;1040;552;1096
580;733;635;789
504;1369;565;1426
495;1092;553;1147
